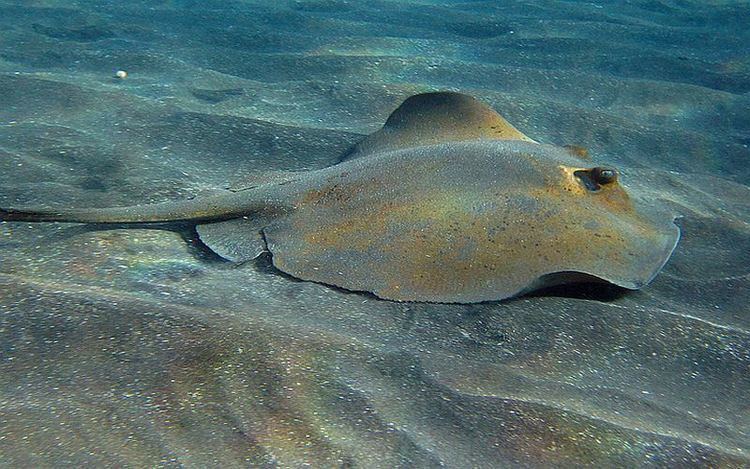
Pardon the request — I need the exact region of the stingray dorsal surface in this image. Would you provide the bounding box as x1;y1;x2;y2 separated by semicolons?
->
260;138;679;303
0;91;679;303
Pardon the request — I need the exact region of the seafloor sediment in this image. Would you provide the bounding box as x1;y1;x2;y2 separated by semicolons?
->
0;0;748;466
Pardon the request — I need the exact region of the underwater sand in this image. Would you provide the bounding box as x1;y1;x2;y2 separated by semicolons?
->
0;0;749;466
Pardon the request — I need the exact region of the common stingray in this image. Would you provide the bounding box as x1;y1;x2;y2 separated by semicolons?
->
0;92;680;303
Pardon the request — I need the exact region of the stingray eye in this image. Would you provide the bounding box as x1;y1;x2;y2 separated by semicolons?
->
591;167;618;185
573;166;619;191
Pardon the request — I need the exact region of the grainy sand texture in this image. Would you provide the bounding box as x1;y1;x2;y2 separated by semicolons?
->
0;0;748;466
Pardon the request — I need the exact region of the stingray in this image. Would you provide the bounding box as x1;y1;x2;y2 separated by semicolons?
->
0;92;679;303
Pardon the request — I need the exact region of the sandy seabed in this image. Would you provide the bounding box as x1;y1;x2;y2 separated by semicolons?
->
0;0;749;466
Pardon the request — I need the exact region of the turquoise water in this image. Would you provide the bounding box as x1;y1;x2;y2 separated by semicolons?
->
0;0;748;466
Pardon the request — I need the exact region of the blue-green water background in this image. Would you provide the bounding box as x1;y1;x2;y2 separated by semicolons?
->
0;0;748;466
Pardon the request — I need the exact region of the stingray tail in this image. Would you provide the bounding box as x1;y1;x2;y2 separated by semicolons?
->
0;207;75;223
0;190;279;225
0;206;174;224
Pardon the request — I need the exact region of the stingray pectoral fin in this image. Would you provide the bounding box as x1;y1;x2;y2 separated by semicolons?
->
612;219;681;289
575;206;681;292
196;217;271;262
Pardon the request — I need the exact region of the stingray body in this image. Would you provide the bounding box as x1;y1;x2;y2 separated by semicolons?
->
0;92;679;302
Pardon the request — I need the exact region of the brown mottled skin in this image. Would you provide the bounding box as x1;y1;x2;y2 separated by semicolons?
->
264;140;678;302
0;92;679;302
